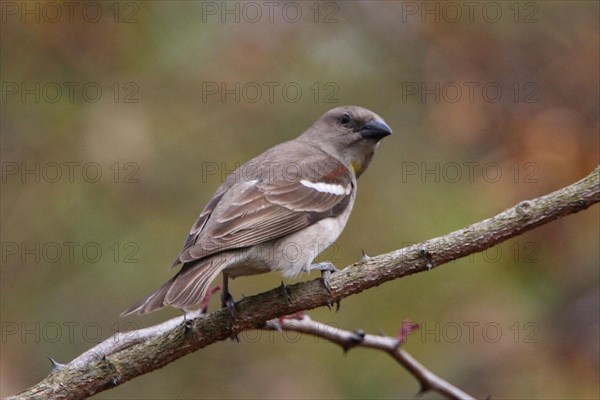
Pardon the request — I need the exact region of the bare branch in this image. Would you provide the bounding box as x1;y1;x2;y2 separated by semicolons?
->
7;166;599;400
69;310;203;369
262;314;476;400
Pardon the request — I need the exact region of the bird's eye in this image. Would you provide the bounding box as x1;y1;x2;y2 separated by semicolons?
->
339;113;352;126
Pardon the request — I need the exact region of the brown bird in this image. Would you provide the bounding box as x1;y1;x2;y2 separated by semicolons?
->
122;105;392;316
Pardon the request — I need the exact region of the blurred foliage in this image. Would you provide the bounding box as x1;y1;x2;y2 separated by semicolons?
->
1;1;598;399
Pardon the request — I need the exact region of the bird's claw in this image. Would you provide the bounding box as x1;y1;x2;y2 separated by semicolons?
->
309;262;339;294
280;281;292;303
309;262;340;309
221;291;236;317
322;272;333;295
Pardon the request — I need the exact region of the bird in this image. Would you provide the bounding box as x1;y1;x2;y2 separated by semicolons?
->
121;105;392;316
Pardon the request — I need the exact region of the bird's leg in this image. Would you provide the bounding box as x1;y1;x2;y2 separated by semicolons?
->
308;262;339;296
279;281;292;303
182;311;193;336
220;272;236;317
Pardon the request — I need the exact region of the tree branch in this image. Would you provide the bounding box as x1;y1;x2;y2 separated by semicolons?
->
261;314;476;400
8;166;599;400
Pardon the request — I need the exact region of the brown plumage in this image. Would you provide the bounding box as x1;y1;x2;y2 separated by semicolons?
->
122;105;392;316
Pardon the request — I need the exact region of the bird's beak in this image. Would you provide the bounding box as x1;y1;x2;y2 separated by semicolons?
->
360;119;392;140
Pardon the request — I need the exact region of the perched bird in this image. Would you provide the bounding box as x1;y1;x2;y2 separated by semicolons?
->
122;105;392;316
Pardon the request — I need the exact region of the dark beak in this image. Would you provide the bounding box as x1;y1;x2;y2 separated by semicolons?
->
360;119;392;140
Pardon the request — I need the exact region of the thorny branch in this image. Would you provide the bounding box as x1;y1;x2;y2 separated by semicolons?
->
7;166;599;400
261;313;475;400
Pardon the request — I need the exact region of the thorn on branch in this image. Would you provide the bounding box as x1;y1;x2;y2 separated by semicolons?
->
48;357;65;373
351;329;366;343
361;249;371;262
342;329;366;353
516;200;532;217
417;381;433;396
418;249;434;270
396;320;420;345
100;354;116;369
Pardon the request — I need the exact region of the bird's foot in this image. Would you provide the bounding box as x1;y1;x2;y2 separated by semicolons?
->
221;290;236;317
280;281;292;303
308;262;339;297
221;273;236;317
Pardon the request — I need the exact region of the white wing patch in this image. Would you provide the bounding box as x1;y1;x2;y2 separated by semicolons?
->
300;179;351;195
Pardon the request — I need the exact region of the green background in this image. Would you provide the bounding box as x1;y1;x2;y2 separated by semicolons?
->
1;1;598;399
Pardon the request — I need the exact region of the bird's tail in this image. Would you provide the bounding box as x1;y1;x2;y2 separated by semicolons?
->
120;257;227;316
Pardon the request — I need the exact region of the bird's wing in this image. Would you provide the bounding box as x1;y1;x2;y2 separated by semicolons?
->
175;151;354;264
170;184;229;267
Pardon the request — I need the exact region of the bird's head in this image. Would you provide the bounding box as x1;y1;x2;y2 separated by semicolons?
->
300;105;392;177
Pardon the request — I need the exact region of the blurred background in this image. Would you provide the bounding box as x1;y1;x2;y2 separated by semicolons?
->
1;1;598;399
